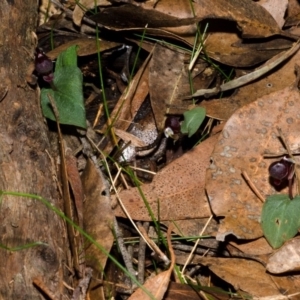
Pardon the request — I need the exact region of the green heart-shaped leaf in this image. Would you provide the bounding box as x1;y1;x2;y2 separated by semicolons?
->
261;194;300;249
181;107;206;137
41;45;86;129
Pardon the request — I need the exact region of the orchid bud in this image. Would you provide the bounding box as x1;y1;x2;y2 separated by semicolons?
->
35;48;53;76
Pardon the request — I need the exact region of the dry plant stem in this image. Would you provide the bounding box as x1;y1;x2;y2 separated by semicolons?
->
129;166;157;175
181;215;213;278
113;218;137;289
187;39;300;98
114;162;129;189
137;222;149;284
137;224;170;265
93;103;103;128
277;127;300;196
33;277;58;300
241;170;265;203
172;244;217;256
188;35;208;71
85;135;154;251
110;164;123;192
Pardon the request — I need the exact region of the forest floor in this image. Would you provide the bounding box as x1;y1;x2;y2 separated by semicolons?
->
34;0;300;299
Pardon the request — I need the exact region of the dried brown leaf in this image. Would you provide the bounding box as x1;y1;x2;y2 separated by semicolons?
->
199;257;286;297
206;85;300;241
46;38;121;60
103;51;152;154
66;150;84;228
229;237;273;256
202;42;300;120
164;282;204;300
91;0;281;39
205;32;292;67
73;0;111;26
113;134;218;221
81;159;114;297
149;44;187;130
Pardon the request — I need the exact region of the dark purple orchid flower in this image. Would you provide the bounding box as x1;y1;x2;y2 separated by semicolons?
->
35;48;54;83
269;156;295;199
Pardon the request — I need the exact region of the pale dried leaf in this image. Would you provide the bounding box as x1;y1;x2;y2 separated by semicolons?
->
267;237;300;274
259;0;288;29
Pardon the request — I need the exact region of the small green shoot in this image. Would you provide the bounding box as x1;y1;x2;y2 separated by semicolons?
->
41;45;86;128
181;107;206;137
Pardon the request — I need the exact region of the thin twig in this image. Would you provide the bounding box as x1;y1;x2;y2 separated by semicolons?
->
113;218;137;290
241;170;265;203
137;222;149;284
181;215;213;277
137;223;170;266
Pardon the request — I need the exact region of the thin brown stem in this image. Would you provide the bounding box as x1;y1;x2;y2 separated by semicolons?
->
241;170;265;203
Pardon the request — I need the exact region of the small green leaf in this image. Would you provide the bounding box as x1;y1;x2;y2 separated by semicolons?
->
261;194;300;249
40;46;86;128
181;107;206;137
55;45;78;70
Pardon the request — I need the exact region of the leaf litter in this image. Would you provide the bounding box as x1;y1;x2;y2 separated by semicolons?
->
35;0;300;299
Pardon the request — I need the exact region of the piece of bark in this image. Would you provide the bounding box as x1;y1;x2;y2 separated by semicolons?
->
0;1;69;298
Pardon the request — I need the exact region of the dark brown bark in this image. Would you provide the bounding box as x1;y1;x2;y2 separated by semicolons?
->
0;1;68;299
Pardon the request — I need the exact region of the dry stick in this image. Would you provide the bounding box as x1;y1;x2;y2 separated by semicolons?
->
136;221;149;284
113;218;137;290
137;224;170;266
181;215;214;278
277;127;300;196
241;170;265;203
186;39;300;98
